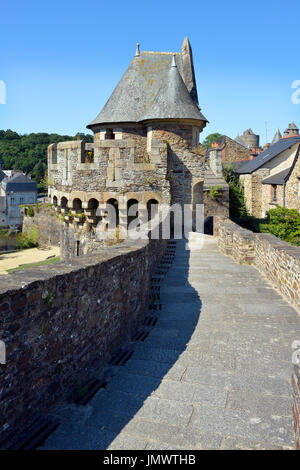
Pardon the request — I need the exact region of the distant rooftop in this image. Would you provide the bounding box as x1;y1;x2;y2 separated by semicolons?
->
2;173;37;193
236;136;300;174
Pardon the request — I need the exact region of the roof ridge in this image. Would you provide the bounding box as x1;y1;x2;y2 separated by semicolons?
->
141;51;180;55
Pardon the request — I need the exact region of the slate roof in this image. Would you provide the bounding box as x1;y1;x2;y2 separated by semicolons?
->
87;39;207;128
231;159;252;171
139;57;207;122
261;167;291;185
236;136;300;174
2;173;37;192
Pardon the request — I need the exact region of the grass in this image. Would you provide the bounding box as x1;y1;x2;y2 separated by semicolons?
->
6;257;60;273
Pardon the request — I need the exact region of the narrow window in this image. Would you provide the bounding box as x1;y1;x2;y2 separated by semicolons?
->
272;184;277;202
52;148;57;164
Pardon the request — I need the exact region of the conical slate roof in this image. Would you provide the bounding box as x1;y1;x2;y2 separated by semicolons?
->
139;57;207;123
87;38;207;128
272;129;282;144
244;128;255;135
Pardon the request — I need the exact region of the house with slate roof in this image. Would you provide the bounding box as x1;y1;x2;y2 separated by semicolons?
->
0;172;37;227
235;124;300;217
48;38;229;258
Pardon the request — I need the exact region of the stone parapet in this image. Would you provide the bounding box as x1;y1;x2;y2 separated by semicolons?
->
214;216;300;448
0;237;167;449
214;217;300;311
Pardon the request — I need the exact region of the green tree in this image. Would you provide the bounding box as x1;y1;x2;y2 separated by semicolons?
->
0;129;93;186
222;163;248;219
32;160;47;182
202;133;224;149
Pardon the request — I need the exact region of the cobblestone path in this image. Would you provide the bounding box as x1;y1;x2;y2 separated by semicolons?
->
40;237;300;450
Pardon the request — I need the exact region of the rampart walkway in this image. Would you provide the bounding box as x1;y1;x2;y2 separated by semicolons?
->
41;237;299;450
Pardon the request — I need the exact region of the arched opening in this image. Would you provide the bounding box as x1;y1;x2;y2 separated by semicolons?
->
87;198;99;210
192;182;203;205
53;196;58;206
61;197;68;209
127;199;139;227
192;182;204;231
85;198;99;222
106;198;119;226
147;199;159;221
72;198;82;211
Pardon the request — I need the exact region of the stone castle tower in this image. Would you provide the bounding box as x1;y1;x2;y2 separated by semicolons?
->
48;38;228;258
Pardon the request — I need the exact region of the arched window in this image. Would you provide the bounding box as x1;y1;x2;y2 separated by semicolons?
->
127;199;139;227
61;197;68;209
73;198;82;211
106;198;119;226
147;199;159;221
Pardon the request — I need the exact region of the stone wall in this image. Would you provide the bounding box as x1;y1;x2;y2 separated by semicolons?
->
221;136;253;163
0;233;18;251
48;137;170;205
214;217;300;311
240;168;270;218
203;190;229;219
22;205;61;248
208;136;252;166
0;236;167;449
292;357;300;449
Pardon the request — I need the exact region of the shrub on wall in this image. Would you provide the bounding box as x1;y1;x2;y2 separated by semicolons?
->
259;206;300;246
208;185;222;199
0;229;12;240
26;205;35;217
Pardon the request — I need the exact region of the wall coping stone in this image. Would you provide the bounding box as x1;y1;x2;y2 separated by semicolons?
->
0;239;148;296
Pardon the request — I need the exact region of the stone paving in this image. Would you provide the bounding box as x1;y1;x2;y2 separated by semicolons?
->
40;237;300;450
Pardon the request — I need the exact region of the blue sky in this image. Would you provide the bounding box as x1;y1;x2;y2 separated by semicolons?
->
0;0;299;144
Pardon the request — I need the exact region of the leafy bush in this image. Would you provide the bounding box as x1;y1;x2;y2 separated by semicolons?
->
0;228;12;239
259;206;300;245
222;164;300;246
208;185;222;199
27;205;34;217
234;214;262;232
16;226;39;250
